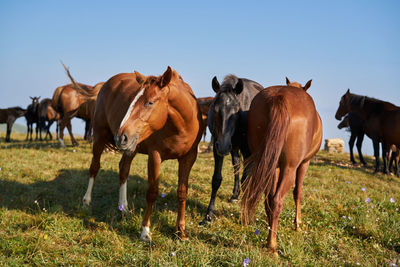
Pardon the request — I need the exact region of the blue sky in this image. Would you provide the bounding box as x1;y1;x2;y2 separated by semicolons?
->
1;1;399;155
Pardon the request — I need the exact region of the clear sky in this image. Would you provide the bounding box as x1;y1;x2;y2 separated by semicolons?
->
1;1;399;155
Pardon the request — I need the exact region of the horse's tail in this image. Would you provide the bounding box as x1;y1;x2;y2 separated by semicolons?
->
61;62;100;98
241;95;290;225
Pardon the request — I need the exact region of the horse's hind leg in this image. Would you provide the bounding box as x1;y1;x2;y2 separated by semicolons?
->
373;141;380;173
293;161;310;231
175;148;197;240
266;166;296;256
83;139;106;206
141;150;161;242
66;121;78;146
229;148;241;202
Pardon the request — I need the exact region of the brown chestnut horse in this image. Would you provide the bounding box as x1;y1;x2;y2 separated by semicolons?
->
82;67;204;241
241;83;322;256
335;89;400;174
52;66;104;146
285;77;312;91
38;98;60;140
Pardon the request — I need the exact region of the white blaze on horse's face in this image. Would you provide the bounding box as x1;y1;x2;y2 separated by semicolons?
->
119;87;145;129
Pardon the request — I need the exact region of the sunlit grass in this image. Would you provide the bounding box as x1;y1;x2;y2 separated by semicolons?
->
0;133;399;266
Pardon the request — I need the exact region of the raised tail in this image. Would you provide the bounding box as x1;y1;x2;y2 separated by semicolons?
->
241;95;290;224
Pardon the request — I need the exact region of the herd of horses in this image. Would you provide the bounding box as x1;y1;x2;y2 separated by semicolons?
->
0;65;398;256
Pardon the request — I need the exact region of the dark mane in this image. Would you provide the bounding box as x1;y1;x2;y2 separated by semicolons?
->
349;93;398;116
219;74;239;92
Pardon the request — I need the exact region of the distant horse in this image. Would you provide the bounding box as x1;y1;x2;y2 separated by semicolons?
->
241;82;322;256
200;75;263;225
337;112;367;166
197;96;214;152
0;107;26;142
335;89;400;174
38;98;60;140
82;67;204;241
52;65;104;146
25;96;40;141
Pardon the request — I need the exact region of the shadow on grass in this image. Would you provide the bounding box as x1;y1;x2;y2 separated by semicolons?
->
0;167;209;241
0;137;86;150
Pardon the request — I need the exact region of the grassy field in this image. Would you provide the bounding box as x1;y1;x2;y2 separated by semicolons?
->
0;134;399;266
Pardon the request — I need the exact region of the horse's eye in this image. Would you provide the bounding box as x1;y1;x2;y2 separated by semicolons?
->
145;101;154;107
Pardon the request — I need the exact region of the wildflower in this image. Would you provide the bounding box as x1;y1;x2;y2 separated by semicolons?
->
118;204;124;211
254;229;260;236
34;200;38;204
171;252;175;257
365;197;371;203
342;215;346;219
390;198;395;203
389;262;397;267
161;193;166;198
361;187;366;192
243;258;250;267
73;149;76;153
345;181;350;184
0;167;2;171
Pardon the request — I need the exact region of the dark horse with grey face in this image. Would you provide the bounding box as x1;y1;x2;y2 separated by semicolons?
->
200;75;263;224
337;112;367;166
0;107;26;142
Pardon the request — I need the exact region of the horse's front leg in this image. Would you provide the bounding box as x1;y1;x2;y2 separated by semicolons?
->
176;148;197;240
118;151;136;213
229;148;241;202
140;150;161;242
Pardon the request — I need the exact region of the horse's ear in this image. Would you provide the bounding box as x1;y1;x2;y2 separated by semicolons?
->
234;79;244;95
134;71;146;85
346;88;350;95
285;77;290;85
303;80;312;91
212;76;220;93
159;66;172;88
30;96;33;100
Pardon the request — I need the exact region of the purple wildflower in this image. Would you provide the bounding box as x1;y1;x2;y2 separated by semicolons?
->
243;258;250;267
390;198;395;203
389;263;397;267
365;197;371;203
254;229;260;236
161;193;166;198
171;252;175;257
118;204;124;211
345;181;350;184
361;187;366;192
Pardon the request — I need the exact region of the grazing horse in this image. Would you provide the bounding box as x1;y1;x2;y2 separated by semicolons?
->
0;107;26;142
335;89;400;174
25;96;40;141
241;83;322;256
52;66;104;146
38;98;60;140
82;67;203;241
200;75;263;225
337;112;367;166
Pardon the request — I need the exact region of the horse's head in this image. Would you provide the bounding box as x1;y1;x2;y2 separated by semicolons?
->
114;67;173;153
30;96;40;106
211;76;243;156
335;89;351;120
337;115;349;129
285;77;312;91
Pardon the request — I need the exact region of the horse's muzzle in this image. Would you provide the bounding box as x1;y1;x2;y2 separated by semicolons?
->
115;133;138;152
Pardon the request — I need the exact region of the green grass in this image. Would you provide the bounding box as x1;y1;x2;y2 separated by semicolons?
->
0;134;399;266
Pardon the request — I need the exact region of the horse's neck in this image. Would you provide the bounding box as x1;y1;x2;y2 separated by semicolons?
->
167;82;195;130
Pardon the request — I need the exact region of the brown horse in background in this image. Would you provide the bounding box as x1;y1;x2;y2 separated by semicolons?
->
52;65;104;146
335;89;400;175
82;67;204;241
241;82;322;256
38;98;60;140
197;96;214;151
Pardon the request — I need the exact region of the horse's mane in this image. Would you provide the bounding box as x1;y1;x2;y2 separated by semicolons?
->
220;74;239;92
349;93;398;115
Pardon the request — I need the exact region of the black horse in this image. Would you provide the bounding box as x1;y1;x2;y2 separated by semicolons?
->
337;112;367;166
200;75;263;224
25;96;40;141
0;107;26;142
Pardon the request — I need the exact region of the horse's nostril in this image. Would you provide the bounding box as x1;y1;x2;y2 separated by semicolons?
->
121;134;128;145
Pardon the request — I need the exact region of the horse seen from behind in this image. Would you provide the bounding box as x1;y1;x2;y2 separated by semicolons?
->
82;66;204;241
200;75;263;225
38;98;60;140
241;80;322;256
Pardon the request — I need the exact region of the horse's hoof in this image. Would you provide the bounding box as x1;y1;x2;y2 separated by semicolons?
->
268;248;280;257
199;214;212;225
229;197;239;203
140;226;152;242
